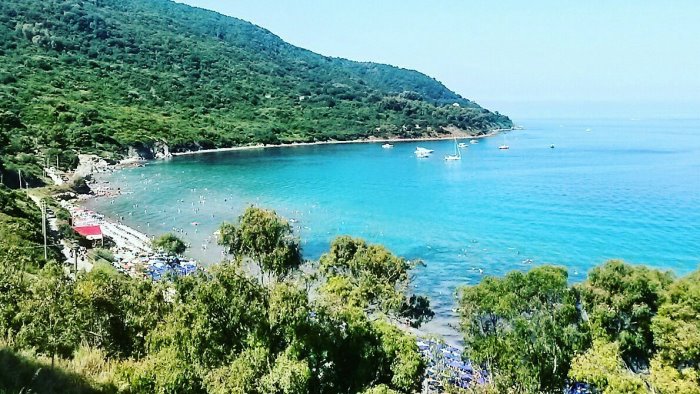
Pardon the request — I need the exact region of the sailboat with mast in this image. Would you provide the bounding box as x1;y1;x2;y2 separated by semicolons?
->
444;138;462;160
498;134;509;150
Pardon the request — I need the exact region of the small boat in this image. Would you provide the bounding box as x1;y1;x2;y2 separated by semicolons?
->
457;142;468;148
414;147;434;158
444;138;462;161
381;143;394;149
470;139;479;144
550;144;555;149
498;134;509;150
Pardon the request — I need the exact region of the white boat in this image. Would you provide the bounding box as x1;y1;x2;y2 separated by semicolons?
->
444;138;462;160
470;139;479;144
498;134;509;150
457;142;468;148
414;147;434;158
381;143;394;149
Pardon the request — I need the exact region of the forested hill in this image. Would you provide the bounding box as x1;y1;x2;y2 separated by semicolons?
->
0;0;511;185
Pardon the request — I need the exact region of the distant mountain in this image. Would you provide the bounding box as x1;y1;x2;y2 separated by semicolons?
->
0;0;511;183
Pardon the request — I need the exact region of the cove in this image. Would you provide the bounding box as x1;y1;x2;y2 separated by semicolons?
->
85;118;700;342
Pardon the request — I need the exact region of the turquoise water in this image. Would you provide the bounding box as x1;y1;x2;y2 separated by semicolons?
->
86;118;700;340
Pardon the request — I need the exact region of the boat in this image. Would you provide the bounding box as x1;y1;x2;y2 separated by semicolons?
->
470;139;479;144
550;144;555;149
414;147;434;158
457;142;468;148
498;134;509;150
444;138;462;161
381;143;394;149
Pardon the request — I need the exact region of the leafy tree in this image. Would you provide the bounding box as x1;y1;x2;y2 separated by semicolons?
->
651;270;700;370
259;347;311;394
569;340;647;394
119;347;205;394
152;233;187;256
0;256;27;339
361;384;403;394
203;346;269;394
219;207;302;283
319;236;433;327
149;263;269;369
74;264;169;358
578;260;673;369
649;356;700;394
17;262;79;367
458;266;589;393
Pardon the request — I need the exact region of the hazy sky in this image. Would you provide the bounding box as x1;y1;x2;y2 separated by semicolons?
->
177;1;699;119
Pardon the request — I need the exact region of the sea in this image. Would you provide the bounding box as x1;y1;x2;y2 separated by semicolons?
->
85;118;700;343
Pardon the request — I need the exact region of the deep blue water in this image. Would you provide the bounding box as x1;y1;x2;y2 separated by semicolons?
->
87;118;700;341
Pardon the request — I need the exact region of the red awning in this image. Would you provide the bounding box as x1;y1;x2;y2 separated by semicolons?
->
73;225;103;239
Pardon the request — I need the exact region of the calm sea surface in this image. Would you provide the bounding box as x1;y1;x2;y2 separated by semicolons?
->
86;118;700;341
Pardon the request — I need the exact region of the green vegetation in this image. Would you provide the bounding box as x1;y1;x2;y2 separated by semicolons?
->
0;185;63;271
152;233;187;256
0;0;511;187
458;260;700;393
2;186;699;393
0;206;430;393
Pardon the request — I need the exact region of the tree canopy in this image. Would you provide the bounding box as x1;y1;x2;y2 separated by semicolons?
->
218;206;302;283
458;265;590;392
320;235;434;327
152;233;187;256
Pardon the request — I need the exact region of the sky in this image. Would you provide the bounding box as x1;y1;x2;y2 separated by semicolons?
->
176;1;700;120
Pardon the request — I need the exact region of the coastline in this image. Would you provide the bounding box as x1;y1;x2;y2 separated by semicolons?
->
169;128;511;157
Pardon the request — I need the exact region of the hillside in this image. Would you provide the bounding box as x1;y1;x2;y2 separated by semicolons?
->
0;0;511;186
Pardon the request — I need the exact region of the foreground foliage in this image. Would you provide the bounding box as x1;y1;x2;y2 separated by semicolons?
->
458;261;700;393
0;206;428;393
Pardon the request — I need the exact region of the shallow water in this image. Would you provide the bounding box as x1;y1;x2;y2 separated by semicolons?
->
86;118;700;342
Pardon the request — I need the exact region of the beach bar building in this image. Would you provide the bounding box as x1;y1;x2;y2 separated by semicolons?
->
73;225;104;245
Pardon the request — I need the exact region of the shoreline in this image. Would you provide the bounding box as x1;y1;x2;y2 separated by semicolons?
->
169;128;511;157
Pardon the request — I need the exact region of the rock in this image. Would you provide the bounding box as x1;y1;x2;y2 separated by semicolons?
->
73;154;109;179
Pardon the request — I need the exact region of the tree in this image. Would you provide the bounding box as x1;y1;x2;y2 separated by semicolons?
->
651;270;700;371
203;346;269;394
0;256;28;339
219;207;302;283
148;263;269;369
458;266;589;393
152;233;187;256
569;340;647;394
259;347;311;394
577;260;673;369
17;262;79;367
74;264;169;358
649;356;700;394
319;236;433;327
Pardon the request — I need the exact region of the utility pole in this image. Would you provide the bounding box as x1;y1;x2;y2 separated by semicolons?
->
18;168;22;189
42;201;48;260
73;245;78;273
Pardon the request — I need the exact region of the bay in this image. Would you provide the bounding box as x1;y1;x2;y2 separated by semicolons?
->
86;118;700;342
